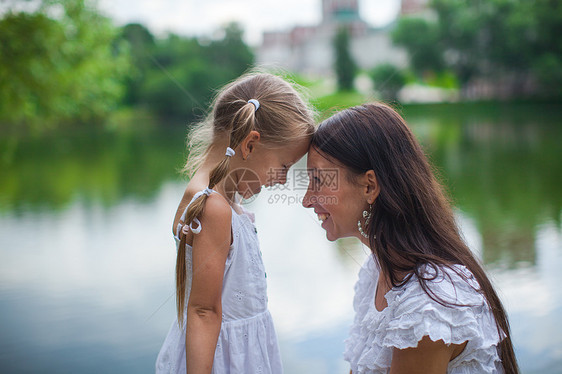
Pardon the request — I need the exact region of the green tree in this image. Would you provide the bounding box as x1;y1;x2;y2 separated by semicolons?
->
334;27;357;91
140;35;212;119
0;0;130;130
205;23;254;83
370;64;406;102
136;23;254;121
430;0;562;95
391;17;444;77
432;0;527;84
119;23;155;105
524;0;562;96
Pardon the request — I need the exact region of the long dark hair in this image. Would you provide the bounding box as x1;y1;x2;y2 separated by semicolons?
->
312;103;519;373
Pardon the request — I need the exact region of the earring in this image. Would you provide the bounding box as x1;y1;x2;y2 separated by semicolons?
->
358;204;374;239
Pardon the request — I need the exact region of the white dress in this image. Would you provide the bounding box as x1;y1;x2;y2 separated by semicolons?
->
344;255;505;374
156;192;283;373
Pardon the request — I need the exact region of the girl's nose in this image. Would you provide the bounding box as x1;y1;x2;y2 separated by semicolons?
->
302;188;313;208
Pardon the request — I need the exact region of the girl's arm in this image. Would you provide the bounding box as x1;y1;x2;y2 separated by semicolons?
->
185;194;232;374
390;336;467;374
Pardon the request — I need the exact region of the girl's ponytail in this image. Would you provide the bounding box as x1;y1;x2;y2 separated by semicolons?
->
175;101;257;325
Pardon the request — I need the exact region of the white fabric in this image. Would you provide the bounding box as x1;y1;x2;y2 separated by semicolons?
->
156;198;282;373
344;256;504;374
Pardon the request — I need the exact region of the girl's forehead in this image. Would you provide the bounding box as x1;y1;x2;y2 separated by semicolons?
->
278;138;310;157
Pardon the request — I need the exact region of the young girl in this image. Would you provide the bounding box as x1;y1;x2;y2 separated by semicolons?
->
156;73;315;373
303;103;519;373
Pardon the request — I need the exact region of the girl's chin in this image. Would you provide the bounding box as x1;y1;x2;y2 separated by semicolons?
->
240;185;262;199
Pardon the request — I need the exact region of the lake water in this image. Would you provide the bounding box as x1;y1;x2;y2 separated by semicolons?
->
1;103;561;373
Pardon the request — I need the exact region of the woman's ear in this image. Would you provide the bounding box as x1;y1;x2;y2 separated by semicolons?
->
240;130;261;160
358;170;380;204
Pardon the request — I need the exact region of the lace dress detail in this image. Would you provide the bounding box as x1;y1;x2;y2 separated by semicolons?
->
155;196;282;373
344;256;504;374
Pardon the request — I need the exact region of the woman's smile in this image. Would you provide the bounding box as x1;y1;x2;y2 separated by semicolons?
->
303;147;367;241
317;212;330;223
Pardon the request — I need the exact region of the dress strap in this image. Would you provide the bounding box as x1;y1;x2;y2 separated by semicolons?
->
177;187;216;236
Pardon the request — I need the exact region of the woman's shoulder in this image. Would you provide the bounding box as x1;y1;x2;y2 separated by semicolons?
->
389;264;485;313
383;263;501;350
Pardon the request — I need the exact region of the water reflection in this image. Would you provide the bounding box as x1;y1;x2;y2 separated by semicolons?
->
407;106;562;269
0;126;187;214
0;183;181;373
0;103;561;373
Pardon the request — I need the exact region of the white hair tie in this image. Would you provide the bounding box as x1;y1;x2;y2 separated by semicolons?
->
248;99;260;111
225;147;235;157
180;187;215;236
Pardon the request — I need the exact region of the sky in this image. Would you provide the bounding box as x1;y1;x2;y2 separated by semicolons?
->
98;0;402;46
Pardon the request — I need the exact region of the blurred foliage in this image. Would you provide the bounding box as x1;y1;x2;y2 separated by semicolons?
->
391;17;444;76
0;0;130;130
0;1;254;131
432;0;531;84
370;64;406;101
118;22;254;122
391;0;562;96
312;90;365;120
333;27;357;92
423;70;459;89
119;23;155;106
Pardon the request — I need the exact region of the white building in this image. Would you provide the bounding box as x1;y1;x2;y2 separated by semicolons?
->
256;0;428;76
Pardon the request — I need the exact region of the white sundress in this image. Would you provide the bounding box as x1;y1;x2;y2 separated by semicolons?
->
344;255;505;374
156;190;283;373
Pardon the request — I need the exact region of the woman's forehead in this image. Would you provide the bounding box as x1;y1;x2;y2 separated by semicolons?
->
307;147;335;167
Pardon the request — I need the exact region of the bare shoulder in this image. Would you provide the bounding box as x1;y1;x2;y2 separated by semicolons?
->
196;193;232;241
200;193;232;225
172;185;231;236
191;193;232;257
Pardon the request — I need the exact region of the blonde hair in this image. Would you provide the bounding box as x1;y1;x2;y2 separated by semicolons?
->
176;72;316;323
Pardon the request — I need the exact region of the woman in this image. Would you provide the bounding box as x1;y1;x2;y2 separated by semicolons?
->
302;103;519;373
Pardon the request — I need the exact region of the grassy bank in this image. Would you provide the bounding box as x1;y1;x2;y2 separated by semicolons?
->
312;89;562;123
